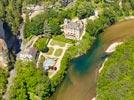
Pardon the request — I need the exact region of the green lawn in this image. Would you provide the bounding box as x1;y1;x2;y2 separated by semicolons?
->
47;47;54;55
54;49;63;57
29;92;39;100
52;35;76;44
50;40;65;47
34;37;48;51
38;55;45;67
48;71;53;77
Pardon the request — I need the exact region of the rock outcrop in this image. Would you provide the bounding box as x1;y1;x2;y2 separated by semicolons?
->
0;20;8;67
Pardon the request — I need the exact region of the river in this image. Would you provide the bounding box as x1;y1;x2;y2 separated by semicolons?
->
49;19;134;100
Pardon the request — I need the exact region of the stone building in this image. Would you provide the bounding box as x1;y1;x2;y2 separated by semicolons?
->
63;19;84;40
17;47;38;61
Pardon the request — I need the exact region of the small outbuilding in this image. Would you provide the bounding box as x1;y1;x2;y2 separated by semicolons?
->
17;47;38;61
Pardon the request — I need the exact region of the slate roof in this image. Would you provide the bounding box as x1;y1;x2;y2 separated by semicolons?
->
28;47;38;58
64;19;84;31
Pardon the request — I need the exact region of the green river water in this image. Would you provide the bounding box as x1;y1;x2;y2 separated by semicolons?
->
50;19;134;100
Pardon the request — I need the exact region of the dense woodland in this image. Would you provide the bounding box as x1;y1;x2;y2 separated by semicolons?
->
97;39;134;99
9;61;50;100
0;0;134;99
0;0;133;36
0;68;8;100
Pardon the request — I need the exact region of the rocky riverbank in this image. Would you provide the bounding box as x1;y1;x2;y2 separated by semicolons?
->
99;42;123;73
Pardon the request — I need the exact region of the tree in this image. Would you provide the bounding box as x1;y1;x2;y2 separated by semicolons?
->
97;39;134;100
129;0;134;10
86;17;106;36
15;0;23;13
0;1;5;18
102;7;117;25
77;1;95;19
5;0;22;33
48;18;61;35
0;68;8;99
24;14;45;38
43;21;51;35
9;61;51;99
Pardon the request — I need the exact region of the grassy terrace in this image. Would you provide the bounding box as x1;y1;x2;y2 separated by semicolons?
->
47;47;54;55
50;40;65;47
52;35;76;44
54;49;63;57
34;37;49;51
38;55;45;67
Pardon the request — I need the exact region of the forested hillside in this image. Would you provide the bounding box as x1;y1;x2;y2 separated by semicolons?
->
0;0;134;100
9;61;50;100
0;0;133;35
97;39;134;100
0;68;8;100
0;0;59;33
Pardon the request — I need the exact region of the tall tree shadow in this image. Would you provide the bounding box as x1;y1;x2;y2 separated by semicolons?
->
3;22;21;68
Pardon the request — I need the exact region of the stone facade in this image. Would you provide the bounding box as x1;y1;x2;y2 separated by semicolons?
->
17;47;38;61
63;19;84;40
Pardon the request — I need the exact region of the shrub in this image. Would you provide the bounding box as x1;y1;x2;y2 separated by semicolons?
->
34;37;48;52
0;68;8;99
24;14;45;38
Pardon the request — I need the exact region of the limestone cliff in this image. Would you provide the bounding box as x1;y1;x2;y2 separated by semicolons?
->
0;20;8;67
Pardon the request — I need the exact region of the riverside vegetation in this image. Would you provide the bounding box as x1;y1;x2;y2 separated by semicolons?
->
0;0;134;99
97;39;134;99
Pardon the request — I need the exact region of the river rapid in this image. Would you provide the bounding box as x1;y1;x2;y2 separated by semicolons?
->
49;19;134;100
